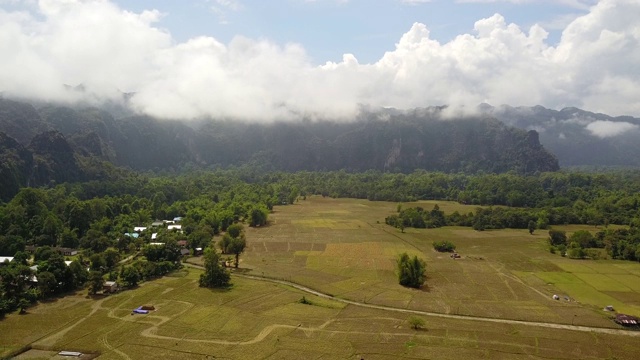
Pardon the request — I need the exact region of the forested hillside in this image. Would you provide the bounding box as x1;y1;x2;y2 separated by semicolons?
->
0;99;560;202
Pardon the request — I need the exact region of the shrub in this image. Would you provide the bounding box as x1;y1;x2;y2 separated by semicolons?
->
432;241;456;252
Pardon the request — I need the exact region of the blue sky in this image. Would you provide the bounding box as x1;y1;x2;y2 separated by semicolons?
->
0;0;638;120
110;0;595;64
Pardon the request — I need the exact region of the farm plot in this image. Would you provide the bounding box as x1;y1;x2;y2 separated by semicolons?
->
3;265;640;360
241;197;640;327
525;259;640;316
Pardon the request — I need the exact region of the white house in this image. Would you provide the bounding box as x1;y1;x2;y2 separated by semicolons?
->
167;224;182;231
134;226;147;232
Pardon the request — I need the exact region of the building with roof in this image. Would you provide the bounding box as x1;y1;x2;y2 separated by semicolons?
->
103;281;119;293
0;256;14;264
615;314;639;327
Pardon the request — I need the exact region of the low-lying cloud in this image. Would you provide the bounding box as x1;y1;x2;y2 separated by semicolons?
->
585;120;639;138
1;0;639;120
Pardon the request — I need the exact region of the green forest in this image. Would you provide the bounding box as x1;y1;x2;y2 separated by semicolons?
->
2;168;640;317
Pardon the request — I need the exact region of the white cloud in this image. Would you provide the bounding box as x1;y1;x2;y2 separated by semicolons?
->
0;0;639;120
586;120;639;138
208;0;242;24
456;0;597;10
400;0;432;5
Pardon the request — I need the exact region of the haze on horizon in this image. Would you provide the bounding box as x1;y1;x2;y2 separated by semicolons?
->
0;0;639;121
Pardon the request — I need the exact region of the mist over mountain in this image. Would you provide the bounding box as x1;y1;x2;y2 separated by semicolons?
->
0;98;563;201
480;105;640;167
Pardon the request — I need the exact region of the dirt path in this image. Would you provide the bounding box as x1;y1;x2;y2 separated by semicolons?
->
34;297;108;347
118;252;139;265
183;262;640;337
140;318;409;345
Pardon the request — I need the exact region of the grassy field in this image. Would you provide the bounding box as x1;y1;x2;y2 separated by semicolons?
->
2;268;640;360
242;197;640;325
2;196;640;359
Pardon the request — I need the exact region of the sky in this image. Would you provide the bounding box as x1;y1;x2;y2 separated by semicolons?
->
0;0;639;121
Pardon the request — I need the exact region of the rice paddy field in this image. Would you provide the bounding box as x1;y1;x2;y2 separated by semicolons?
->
2;196;640;359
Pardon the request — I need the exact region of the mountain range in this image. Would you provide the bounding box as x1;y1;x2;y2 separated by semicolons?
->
3;97;636;201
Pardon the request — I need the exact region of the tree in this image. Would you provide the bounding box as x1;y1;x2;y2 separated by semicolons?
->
69;260;88;288
227;223;243;238
103;248;121;269
567;241;585;259
548;230;567;247
18;298;31;314
249;207;268;227
88;271;104;295
60;228;79;249
528;220;536;235
220;224;247;268
120;266;140;288
397;253;426;288
199;247;230;288
89;253;106;272
228;236;246;268
408;316;425;330
37;271;57;298
569;230;595;248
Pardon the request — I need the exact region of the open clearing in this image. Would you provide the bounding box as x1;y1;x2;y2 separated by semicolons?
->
2;196;640;359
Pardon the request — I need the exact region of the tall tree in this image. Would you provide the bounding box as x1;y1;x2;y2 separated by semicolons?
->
228;237;246;268
528;220;536;235
397;253;426;289
199;247;230;288
88;271;104;295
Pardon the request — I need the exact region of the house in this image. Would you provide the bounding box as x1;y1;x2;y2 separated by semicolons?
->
0;256;14;265
134;226;147;232
24;246;77;256
103;281;119;293
151;233;158;240
149;242;165;246
151;221;163;227
173;217;183;222
177;240;188;247
167;224;182;231
163;220;174;225
195;247;203;255
615;314;639;327
58;247;78;256
124;232;139;238
180;248;191;256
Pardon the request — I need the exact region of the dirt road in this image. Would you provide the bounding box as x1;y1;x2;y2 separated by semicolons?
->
184;262;640;337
